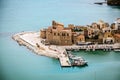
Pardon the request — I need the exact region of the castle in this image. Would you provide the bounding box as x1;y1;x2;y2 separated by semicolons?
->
40;19;120;45
40;21;85;45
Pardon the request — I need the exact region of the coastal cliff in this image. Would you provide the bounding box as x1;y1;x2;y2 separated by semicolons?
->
107;0;120;6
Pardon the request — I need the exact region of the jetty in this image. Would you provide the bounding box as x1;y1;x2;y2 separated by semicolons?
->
58;48;71;67
12;31;72;67
12;31;120;67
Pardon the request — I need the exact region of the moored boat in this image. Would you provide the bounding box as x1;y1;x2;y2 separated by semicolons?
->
67;51;88;66
71;57;88;66
114;48;120;52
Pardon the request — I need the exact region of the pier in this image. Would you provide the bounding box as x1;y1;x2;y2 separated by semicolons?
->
12;31;120;67
12;32;71;67
58;49;71;67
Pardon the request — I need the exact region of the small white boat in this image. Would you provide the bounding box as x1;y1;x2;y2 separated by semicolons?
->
114;49;120;52
68;52;88;66
72;57;88;66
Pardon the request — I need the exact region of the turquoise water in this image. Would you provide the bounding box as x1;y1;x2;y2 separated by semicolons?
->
0;0;120;80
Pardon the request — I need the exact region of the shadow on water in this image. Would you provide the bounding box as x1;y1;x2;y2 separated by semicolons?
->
85;50;110;55
108;6;120;9
60;64;88;69
73;64;88;69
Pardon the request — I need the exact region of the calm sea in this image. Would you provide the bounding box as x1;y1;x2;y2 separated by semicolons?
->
0;0;120;80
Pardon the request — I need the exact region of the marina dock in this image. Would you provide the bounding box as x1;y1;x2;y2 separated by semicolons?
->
58;48;71;67
64;44;120;52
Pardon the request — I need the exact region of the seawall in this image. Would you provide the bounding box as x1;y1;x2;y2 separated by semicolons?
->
12;32;71;67
12;32;59;59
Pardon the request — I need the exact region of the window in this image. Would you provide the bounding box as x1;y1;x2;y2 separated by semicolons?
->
62;33;65;36
54;33;56;36
67;33;69;36
58;33;60;36
80;39;81;41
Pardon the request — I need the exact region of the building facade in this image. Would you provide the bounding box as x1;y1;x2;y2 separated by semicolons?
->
40;19;119;45
40;21;72;45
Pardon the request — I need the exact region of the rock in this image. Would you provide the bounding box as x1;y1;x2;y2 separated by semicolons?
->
107;0;120;6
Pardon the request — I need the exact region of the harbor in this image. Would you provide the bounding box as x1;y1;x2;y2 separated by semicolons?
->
1;0;120;80
12;31;120;67
12;31;89;67
12;32;74;67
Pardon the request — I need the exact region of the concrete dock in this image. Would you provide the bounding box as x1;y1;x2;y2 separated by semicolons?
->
58;48;71;67
12;31;71;67
12;31;120;67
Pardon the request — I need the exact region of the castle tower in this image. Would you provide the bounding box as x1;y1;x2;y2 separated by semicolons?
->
52;20;64;30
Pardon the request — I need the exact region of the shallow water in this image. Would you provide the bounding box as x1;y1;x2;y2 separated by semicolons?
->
0;0;120;80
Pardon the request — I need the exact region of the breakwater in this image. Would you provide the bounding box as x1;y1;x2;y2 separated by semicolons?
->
12;31;120;67
12;32;71;67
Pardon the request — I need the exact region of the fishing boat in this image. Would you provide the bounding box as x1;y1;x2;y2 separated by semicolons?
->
71;57;88;66
67;51;88;66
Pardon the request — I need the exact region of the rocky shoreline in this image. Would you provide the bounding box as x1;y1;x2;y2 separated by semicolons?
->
107;0;120;6
94;0;120;6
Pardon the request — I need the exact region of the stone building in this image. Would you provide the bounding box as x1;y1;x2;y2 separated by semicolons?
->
40;21;72;45
72;32;85;44
111;18;120;34
87;27;99;39
68;24;74;30
87;27;94;38
91;23;100;29
111;23;116;30
40;19;118;45
76;34;85;43
103;32;114;44
40;21;86;45
97;20;108;29
102;27;111;33
114;34;120;43
115;18;120;30
52;20;64;30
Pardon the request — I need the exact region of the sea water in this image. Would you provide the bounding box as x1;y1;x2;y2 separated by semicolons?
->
0;0;120;80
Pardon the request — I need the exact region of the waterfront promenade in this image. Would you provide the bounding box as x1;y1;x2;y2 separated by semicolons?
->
64;43;120;51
